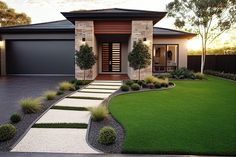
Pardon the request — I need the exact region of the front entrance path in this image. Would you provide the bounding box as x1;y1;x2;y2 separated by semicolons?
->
11;80;122;154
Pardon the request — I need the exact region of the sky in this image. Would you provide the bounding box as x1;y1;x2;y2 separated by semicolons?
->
1;0;174;28
1;0;235;50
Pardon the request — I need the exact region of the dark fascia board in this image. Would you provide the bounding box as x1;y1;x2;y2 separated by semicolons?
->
153;34;196;39
0;28;74;34
61;12;167;24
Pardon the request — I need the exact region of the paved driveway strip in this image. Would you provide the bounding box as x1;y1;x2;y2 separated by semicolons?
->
0;76;73;124
11;80;122;154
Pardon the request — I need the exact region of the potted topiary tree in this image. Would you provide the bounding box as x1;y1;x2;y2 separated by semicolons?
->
128;40;151;80
75;44;96;80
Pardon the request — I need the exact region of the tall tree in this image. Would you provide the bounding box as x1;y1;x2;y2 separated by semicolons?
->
128;40;151;80
0;1;31;27
167;0;236;73
75;44;96;80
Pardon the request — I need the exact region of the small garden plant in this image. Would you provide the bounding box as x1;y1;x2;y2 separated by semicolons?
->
10;113;21;123
121;85;129;91
131;83;141;91
89;106;108;121
20;97;42;114
98;126;117;145
0;124;16;141
59;81;74;91
44;90;57;100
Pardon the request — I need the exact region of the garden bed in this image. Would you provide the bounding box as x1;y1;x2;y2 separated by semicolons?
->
0;90;74;151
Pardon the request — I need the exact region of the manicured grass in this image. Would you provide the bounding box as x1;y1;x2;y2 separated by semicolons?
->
33;123;87;129
51;106;88;111
109;76;236;155
67;96;104;100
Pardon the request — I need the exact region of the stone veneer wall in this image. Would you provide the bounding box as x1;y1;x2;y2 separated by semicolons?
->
128;20;153;80
75;21;97;80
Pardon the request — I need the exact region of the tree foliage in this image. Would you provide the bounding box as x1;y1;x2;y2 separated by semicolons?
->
75;44;96;80
0;1;31;27
167;0;236;73
128;40;151;80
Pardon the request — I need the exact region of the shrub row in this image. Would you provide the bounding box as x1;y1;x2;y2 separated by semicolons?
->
204;70;236;81
170;67;205;80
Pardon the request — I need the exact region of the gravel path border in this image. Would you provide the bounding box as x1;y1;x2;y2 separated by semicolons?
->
87;115;125;153
0;90;75;152
87;83;176;153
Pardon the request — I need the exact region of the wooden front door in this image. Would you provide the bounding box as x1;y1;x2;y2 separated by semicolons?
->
102;42;121;72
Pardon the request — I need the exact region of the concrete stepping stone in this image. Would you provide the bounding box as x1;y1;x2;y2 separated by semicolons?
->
90;82;122;86
36;109;90;124
94;80;122;83
70;92;111;99
80;88;116;93
12;128;100;153
86;85;120;90
54;98;102;108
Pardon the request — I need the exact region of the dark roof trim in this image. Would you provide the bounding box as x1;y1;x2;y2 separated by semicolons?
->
153;27;197;38
61;8;167;24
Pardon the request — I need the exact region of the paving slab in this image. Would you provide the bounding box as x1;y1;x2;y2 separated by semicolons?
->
70;92;111;99
54;98;102;108
12;128;99;153
80;88;116;93
36;109;90;124
86;85;120;90
93;80;122;83
90;82;122;86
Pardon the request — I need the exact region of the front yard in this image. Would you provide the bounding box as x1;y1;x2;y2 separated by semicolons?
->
109;76;236;155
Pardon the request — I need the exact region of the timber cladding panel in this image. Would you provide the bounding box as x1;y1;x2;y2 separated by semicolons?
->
94;20;131;34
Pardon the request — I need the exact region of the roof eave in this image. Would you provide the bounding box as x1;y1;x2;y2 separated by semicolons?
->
61;12;167;24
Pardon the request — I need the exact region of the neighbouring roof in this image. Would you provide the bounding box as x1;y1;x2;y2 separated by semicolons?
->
153;27;196;38
61;8;167;24
0;20;196;38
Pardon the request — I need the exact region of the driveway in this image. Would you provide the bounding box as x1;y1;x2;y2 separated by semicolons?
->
0;76;73;124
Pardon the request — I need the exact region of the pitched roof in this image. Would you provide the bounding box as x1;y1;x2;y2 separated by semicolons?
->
153;27;196;38
0;20;196;38
61;8;167;24
0;20;74;33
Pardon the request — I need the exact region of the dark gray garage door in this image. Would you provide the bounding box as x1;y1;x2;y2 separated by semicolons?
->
6;40;75;75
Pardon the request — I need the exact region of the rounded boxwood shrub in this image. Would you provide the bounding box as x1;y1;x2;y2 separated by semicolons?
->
0;124;16;141
126;80;134;86
10;113;21;123
194;72;205;80
98;126;117;145
154;82;161;88
121;85;129;92
131;83;140;91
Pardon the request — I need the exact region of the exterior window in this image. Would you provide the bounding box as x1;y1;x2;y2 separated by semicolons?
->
153;44;178;73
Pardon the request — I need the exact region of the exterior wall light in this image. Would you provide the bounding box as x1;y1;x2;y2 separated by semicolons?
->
143;37;147;41
0;41;3;48
82;37;86;42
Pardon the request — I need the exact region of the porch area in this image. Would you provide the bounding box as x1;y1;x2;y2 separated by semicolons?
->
95;74;129;80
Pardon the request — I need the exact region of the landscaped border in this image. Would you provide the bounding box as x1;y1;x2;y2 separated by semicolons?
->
87;82;175;153
0;82;92;152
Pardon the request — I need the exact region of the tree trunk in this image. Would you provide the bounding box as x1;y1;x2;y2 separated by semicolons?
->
139;69;141;81
83;70;85;80
200;36;207;74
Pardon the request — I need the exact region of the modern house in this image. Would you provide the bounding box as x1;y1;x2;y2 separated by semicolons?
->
0;8;196;80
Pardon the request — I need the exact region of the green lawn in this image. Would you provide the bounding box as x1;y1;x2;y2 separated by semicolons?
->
109;76;236;155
